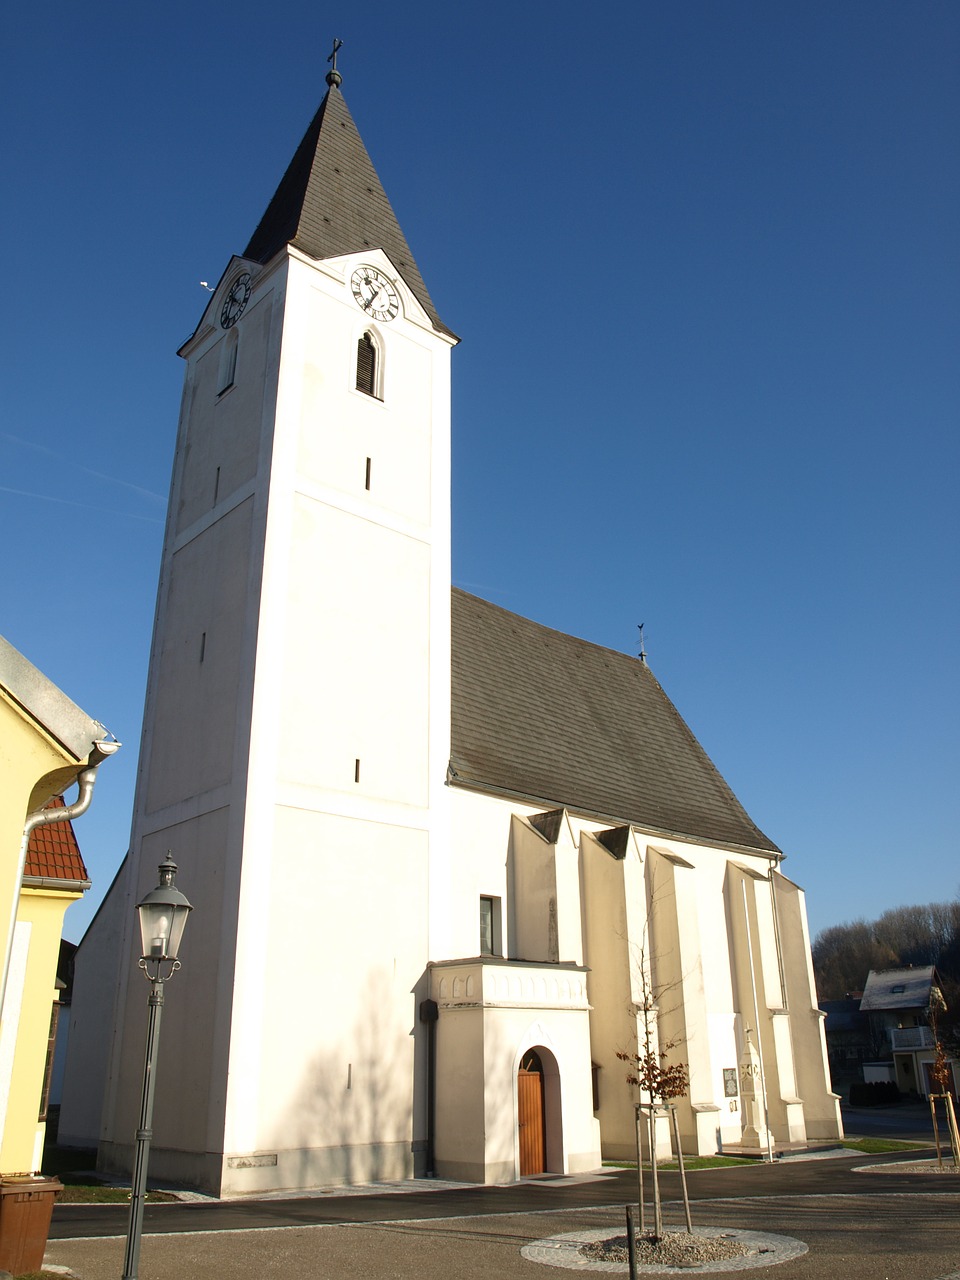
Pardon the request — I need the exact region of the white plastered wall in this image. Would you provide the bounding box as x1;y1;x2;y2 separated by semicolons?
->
430;959;599;1183
773;872;842;1140
448;786;838;1161
58;856;132;1149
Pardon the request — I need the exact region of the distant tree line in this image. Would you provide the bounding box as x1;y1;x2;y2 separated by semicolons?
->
812;899;960;1020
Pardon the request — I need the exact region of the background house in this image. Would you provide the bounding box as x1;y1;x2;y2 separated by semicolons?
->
48;939;79;1123
859;966;958;1099
0;634;116;1173
819;996;870;1096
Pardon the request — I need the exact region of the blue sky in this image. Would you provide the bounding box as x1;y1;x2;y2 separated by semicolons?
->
2;2;957;943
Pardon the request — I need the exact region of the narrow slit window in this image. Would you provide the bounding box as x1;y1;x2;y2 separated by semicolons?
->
356;332;377;397
365;457;371;490
218;329;238;394
354;758;361;783
480;896;502;956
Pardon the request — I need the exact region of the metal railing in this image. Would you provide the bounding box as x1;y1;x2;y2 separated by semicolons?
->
890;1025;935;1050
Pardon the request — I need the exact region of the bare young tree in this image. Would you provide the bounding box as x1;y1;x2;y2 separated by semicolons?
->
617;1042;689;1108
617;909;691;1242
926;987;960;1169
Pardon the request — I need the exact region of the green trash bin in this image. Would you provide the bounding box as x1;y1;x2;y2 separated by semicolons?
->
0;1175;63;1274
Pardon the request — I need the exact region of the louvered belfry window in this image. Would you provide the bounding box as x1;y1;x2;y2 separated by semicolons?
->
356;332;377;396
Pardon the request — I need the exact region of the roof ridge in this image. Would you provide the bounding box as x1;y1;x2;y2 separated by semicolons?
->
450;588;780;855
451;586;647;668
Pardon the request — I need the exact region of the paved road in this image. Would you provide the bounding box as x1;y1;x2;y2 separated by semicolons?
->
46;1149;960;1280
44;1152;947;1239
842;1100;954;1144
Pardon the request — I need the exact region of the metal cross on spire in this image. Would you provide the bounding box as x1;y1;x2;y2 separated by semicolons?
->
326;38;343;87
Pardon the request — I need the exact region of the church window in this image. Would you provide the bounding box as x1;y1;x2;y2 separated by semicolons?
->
356;331;382;398
480;896;502;956
218;328;239;395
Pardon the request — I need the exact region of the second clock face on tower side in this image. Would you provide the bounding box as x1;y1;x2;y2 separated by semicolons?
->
220;272;252;328
350;267;400;322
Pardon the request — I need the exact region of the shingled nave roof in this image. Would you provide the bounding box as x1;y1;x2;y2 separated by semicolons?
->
450;588;780;856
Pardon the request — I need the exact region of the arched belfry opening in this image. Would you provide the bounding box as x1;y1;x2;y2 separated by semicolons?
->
356;330;381;398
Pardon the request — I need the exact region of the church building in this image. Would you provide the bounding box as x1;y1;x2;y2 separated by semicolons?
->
60;60;841;1195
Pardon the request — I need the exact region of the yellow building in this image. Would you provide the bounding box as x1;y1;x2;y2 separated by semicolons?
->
0;634;117;1173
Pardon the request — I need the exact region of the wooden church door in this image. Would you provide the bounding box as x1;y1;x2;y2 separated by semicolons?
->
518;1050;546;1175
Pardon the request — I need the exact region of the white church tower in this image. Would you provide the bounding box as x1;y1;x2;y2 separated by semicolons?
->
86;59;458;1194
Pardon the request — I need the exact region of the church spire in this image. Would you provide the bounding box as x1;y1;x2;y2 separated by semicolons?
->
243;49;451;336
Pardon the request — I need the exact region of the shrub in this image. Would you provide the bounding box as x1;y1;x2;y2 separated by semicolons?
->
848;1080;901;1106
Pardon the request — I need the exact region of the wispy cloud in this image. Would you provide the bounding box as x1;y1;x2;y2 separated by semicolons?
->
1;433;166;503
0;485;164;523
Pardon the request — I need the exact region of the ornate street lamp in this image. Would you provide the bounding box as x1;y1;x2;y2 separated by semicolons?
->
121;856;192;1280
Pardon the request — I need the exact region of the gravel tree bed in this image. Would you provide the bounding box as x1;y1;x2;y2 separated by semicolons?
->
521;1224;809;1273
580;1231;750;1267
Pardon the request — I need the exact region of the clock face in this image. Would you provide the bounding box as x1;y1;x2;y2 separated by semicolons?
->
220;273;252;328
350;267;400;322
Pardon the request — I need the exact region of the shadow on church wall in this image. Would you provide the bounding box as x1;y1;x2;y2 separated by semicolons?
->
275;966;425;1188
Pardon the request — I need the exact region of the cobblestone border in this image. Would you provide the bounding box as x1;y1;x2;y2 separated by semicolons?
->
521;1226;808;1274
854;1158;960;1176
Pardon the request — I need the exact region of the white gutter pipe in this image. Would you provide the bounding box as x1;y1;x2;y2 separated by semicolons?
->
0;740;120;1023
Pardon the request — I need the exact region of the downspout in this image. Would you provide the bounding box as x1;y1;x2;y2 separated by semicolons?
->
0;740;120;1023
419;998;439;1176
767;855;787;1010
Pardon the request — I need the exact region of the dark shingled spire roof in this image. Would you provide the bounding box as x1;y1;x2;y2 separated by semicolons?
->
243;84;453;337
450;589;780;856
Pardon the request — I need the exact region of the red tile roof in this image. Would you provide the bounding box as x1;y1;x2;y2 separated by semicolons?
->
24;796;89;882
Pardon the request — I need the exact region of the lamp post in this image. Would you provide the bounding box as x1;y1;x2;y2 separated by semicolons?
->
121;855;192;1280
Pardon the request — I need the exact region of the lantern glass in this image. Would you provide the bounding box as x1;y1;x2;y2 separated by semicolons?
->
136;857;192;961
138;899;190;959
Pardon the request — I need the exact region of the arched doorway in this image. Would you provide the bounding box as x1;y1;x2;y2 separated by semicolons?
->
518;1050;546;1175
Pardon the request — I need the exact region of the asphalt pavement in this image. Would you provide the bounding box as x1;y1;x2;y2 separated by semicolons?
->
44;1104;960;1279
842;1098;955;1144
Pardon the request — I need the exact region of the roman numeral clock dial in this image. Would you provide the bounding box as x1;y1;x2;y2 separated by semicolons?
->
220;272;252;328
350;266;400;322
